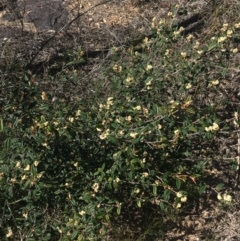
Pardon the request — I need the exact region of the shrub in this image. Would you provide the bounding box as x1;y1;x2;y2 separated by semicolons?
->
0;4;239;240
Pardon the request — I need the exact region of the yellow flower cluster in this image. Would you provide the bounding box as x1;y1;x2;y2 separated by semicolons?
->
217;193;232;202
173;26;185;38
208;79;219;87
205;122;219;132
99;129;110;140
99;97;114;111
112;64;122;73
234;22;240;29
176;192;187;203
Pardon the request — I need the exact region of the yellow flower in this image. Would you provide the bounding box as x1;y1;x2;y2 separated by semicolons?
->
231;48;238;53
174;129;180;135
107;97;114;105
167;12;173;17
212;122;219;131
15;161;21;168
6;228;13;238
217;193;222;200
181;52;187;58
41;91;47;100
37;173;43;179
193;41;200;49
186;34;194;41
147;86;152;90
125;116;132;122
21;175;27;181
218;36;227;43
115;177;120;183
146;65;153;71
133;105;141;110
180;196;187;202
57;227;62;234
143;107;149;115
116;118;121;123
205;122;219;132
165;49;170;56
75;109;81;117
113;65;122;73
134;188;140;194
211;79;219;86
10;178;16;183
118;130;124;135
125;77;133;83
99;129;110;140
176;192;183;198
79;210;86;216
142;172;149;177
197;50;203;55
92;183;99;192
24;165;30;171
158;18;165;25
99;103;105;111
234;22;240;29
157;124;162;129
145;79;152;86
221;23;228;32
179;27;185;32
175;203;181;209
73;162;78;167
227;29;233;37
34;161;39;167
143;37;149;44
68;117;74;123
23;212;28;219
223;194;232;202
205;126;212;132
185;83;192;89
130;132;138;138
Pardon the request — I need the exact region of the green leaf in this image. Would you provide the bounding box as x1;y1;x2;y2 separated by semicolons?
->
176;179;181;189
117;206;121;215
105;214;110;221
72;230;79;239
215;183;224;191
160;202;165;211
198;183;206;195
4;138;11;151
208;42;217;51
163;189;171;201
186;107;195;114
179;165;183;172
23;179;31;190
0;118;3;131
137;199;141;208
153;185;157;196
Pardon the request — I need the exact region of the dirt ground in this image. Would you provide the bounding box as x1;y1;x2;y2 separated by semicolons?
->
0;0;205;63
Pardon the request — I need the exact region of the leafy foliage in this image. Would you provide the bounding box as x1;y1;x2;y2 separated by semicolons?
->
0;3;239;240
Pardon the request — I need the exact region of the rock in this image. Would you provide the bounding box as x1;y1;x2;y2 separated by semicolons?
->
1;0;69;31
